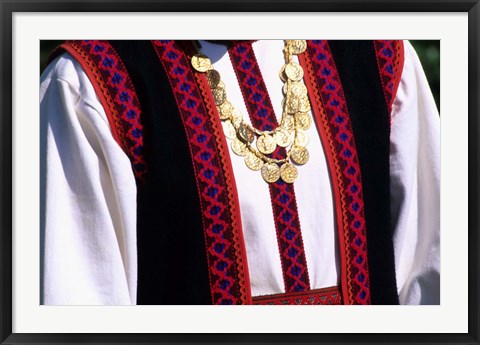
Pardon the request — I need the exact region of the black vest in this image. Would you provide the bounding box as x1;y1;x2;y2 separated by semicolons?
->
51;40;402;305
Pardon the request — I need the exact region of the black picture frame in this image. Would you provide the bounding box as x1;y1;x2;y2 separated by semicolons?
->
1;1;478;344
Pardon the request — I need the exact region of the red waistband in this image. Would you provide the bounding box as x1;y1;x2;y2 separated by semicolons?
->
252;286;342;305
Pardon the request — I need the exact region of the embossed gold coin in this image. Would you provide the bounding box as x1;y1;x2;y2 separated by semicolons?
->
231;109;243;127
285;97;299;114
222;120;237;140
289;40;307;55
278;65;287;82
245;152;264;171
191;54;212;72
280;162;298;183
238;123;255;144
274;128;293;147
298;96;311;112
288;81;307;97
231;138;249;156
218;101;234;120
294;130;310;147
261;162;281;183
282;114;295;132
217;80;226;91
256;134;276;155
285;62;304;81
295;111;312;130
291;146;310;165
212;87;226;105
206;69;221;89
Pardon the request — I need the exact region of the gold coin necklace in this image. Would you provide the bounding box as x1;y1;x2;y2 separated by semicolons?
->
191;40;312;184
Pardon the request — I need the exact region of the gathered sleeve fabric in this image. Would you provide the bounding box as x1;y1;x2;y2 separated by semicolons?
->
390;41;440;304
40;53;138;305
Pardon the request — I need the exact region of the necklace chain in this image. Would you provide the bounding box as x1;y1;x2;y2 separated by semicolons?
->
191;40;312;184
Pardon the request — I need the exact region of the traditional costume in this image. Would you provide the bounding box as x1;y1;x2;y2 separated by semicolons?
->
40;40;440;305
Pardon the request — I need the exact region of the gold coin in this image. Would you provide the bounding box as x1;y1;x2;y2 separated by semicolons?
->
218;101;234;120
298;96;311;112
245;152;264;171
294;130;310;147
289;81;308;97
282;114;295;132
273;128;293;147
217;80;226;90
206;69;221;89
238;123;255;144
261;162;281;183
283;81;306;97
291;146;310;165
222;120;237;140
295;111;312;130
280;162;298;183
256;134;276;154
284;62;304;81
231;109;243;127
285;97;299;114
191;54;212;72
231;138;249;156
290;40;307;55
279;65;287;82
212;87;226;105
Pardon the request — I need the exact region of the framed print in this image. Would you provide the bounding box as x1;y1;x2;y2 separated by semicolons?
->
1;1;479;344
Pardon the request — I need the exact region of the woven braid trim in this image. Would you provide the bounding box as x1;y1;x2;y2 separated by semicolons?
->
253;286;342;305
151;40;250;305
195;66;252;305
301;40;371;305
60;40;147;184
60;40;147;183
373;40;405;121
228;42;311;293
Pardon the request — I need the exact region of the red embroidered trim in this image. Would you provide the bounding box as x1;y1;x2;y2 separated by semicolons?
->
253;286;342;305
60;40;146;183
195;65;253;305
301;40;371;305
373;40;405;119
299;52;350;304
228;42;311;293
151;40;251;305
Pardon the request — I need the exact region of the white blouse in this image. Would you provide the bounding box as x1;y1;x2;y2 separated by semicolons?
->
39;40;440;305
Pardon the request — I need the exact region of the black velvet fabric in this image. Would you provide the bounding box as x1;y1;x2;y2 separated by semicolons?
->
109;41;212;305
328;40;399;304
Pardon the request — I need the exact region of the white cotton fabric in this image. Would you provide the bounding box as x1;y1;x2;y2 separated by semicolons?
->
390;41;440;304
40;58;138;305
40;40;440;305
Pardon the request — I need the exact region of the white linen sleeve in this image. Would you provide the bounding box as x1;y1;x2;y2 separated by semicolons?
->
40;53;138;305
390;41;440;304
